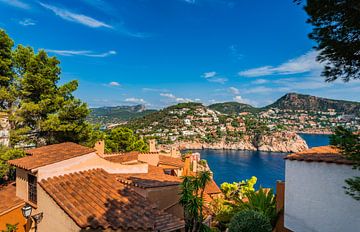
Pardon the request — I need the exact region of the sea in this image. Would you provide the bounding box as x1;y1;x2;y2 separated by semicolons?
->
190;134;330;190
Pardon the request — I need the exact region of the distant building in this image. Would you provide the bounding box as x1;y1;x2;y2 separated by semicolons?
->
283;146;360;232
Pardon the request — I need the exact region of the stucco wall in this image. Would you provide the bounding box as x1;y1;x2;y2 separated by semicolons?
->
33;186;81;232
0;206;27;232
285;160;360;232
16;168;30;201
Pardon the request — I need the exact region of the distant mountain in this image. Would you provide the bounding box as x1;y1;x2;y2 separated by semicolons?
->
208;102;259;114
87;105;157;125
266;93;360;115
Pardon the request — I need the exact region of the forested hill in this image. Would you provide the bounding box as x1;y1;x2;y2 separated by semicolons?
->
208;102;260;115
87;105;156;125
208;93;360;115
265;93;360;115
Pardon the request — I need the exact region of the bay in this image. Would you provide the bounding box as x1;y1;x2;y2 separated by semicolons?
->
191;134;330;190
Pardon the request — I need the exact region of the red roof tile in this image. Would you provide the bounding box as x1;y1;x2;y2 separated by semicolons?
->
103;152;140;164
285;146;353;165
8;142;95;170
39;169;184;231
204;179;222;195
116;165;181;188
159;155;184;168
0;182;24;215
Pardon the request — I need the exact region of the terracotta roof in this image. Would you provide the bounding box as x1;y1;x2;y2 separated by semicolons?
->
8;142;95;170
204;179;222;195
39;169;184;231
116;165;181;188
285;146;353;165
103;152;140;164
0;182;24;215
159;155;184;168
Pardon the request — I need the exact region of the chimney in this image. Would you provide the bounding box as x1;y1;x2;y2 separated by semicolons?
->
149;139;157;153
170;146;178;157
94;140;105;156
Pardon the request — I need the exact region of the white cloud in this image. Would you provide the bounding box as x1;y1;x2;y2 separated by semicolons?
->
229;45;243;61
229;87;240;95
19;18;36;26
160;93;193;103
160;93;176;99
125;98;146;104
243;86;290;94
202;71;228;84
208;77;228;84
252;79;268;84
108;81;120;87
0;0;30;9
202;71;217;79
39;2;112;29
142;88;169;92
239;50;322;77
183;0;196;3
46;49;116;58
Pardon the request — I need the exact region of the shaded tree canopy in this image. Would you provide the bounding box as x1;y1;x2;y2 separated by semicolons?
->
105;127;148;153
299;0;360;82
0;29;101;147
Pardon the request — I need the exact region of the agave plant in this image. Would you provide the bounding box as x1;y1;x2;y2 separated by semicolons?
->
239;188;278;227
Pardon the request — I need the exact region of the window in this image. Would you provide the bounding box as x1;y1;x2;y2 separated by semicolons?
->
28;174;37;204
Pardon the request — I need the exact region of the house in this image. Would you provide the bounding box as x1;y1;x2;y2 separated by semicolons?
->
2;142;185;232
283;146;360;232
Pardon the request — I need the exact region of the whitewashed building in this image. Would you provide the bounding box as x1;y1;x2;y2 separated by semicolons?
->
284;146;360;232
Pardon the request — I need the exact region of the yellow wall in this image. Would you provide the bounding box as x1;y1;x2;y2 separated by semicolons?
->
0;206;27;232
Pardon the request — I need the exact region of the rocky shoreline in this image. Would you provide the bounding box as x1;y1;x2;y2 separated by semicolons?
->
173;132;308;153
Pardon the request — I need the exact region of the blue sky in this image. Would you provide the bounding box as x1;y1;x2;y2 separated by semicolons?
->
1;0;359;108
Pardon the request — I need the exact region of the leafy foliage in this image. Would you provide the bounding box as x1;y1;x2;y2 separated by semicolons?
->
238;188;277;227
0;29;101;147
220;176;257;200
179;171;211;232
330;126;360;200
105;127;148;153
228;210;272;232
0;146;25;182
1;223;18;232
208;102;259;115
302;0;360;82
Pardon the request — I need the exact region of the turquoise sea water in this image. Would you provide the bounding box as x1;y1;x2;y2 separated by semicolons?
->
191;134;330;190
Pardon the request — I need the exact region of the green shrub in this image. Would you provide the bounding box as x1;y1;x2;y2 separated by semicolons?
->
228;210;272;232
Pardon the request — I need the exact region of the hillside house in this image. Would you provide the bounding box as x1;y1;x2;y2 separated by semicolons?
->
283;146;360;232
1;142;185;232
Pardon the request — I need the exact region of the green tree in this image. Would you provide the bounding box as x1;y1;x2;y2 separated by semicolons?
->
0;29;16;111
330;126;360;200
179;171;212;232
105;127;148;153
297;0;360;82
228;210;272;232
221;176;257;201
0;146;25;182
0;30;101;147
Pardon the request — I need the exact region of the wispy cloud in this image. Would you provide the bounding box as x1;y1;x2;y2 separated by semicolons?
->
125;98;146;104
46;49;116;58
251;79;268;84
239;50;321;77
202;71;217;79
0;0;30;9
202;71;228;84
142;88;169;92
19;18;36;26
160;93;193;103
108;81;121;87
229;87;240;95
39;2;112;29
229;45;243;61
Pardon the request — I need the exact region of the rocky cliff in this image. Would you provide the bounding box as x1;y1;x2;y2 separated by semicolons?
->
175;132;308;153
